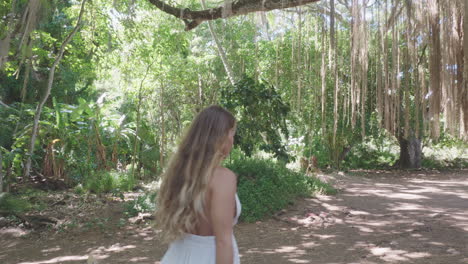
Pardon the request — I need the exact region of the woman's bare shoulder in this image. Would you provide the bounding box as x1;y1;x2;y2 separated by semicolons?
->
211;167;237;188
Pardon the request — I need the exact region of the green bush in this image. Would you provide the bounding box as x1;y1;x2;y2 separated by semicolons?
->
422;136;468;169
0;193;32;213
83;170;136;194
343;141;398;169
226;157;336;222
124;191;157;217
421;157;468;169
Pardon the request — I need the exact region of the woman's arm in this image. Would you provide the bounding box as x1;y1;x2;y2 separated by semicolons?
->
210;167;237;264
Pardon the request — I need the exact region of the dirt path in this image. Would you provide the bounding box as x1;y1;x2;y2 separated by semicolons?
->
1;170;467;264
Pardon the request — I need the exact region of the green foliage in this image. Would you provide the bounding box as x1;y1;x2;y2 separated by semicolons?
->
304;177;338;195
221;76;291;161
226;156;336;222
303;136;333;168
73;183;85;195
422;135;468;169
83;170;135;194
0;193;32;213
123;191;157;217
343;143;398;169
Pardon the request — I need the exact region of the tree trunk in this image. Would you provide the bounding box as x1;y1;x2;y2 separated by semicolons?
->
0;0;19;70
23;0;86;179
320;19;327;134
360;3;368;139
296;7;303;111
463;0;468;139
330;0;339;146
131;58;155;178
201;0;236;86
398;136;422;169
428;0;441;140
377;5;383;125
383;0;391;132
160;80;165;169
0;150;3;193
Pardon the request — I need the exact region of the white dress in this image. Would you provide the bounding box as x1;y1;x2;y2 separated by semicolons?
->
160;194;242;264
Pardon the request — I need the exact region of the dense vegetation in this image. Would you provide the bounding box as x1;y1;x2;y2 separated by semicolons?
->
0;0;467;222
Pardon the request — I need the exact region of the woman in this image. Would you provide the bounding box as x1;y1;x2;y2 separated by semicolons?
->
156;105;241;264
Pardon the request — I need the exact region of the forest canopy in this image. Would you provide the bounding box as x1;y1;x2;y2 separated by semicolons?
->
0;0;467;192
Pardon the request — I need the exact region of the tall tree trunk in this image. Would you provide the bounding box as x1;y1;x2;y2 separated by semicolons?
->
275;40;280;88
330;0;339;146
410;0;421;139
377;4;384;125
320;19;327;135
131;59;155;178
201;0;236;86
384;0;391;132
463;0;468;139
0;1;15;69
428;0;441;140
350;0;358;129
160;80;166;169
23;0;86;179
360;3;368;139
398;136;422;168
0;150;3;193
198;73;204;108
390;10;396;135
297;7;303;111
404;0;412;140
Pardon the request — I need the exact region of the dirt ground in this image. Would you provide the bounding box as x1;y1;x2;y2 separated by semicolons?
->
1;169;467;264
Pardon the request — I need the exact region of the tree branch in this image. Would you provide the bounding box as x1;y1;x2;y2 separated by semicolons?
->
285;5;348;25
24;0;87;179
0;100;11;108
337;0;350;12
386;1;403;30
148;0;321;30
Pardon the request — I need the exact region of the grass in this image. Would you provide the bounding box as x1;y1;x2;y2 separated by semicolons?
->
227;157;336;222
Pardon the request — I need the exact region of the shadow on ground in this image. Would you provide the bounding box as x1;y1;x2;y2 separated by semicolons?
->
236;170;468;264
1;170;467;264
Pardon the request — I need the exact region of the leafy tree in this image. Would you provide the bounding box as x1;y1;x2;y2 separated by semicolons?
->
221;76;290;161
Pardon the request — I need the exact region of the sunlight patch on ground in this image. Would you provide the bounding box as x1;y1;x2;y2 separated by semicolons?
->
17;255;89;264
244;248;276;254
369;246;431;262
129;256;149;262
41;246;61;253
287;258;309;263
359;189;430;200
0;227;30;237
349;210;370;215
389;202;427;211
312;234;336;239
354;225;374;233
274;246;299;253
89;243;136;254
300;241;318;248
1;240;19;248
401;186;443;193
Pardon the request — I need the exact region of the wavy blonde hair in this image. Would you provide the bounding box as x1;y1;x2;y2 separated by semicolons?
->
155;105;236;243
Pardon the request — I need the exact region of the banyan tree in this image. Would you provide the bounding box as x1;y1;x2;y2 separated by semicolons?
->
150;0;467;168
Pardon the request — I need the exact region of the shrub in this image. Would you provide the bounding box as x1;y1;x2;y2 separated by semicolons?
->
0;193;31;213
422;136;468;169
226;157;336;222
83;170;135;194
73;184;85;195
343;140;398;169
123;191;157;217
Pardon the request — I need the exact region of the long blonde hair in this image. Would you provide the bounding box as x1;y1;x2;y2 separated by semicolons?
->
155;105;236;242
